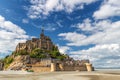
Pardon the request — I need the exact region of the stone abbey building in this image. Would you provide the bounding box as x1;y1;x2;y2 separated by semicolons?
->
16;29;58;52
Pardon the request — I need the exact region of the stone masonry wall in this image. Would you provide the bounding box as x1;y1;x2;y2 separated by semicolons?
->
31;67;51;72
56;63;87;71
30;62;93;72
50;63;89;72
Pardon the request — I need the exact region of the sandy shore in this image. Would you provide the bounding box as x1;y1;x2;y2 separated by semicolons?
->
0;70;120;80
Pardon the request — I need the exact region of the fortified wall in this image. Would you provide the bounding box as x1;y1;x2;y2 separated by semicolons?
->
26;59;94;72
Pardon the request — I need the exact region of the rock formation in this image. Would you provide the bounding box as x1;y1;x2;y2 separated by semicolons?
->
2;29;94;72
7;55;31;70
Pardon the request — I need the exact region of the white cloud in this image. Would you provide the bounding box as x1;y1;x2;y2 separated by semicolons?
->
0;15;29;55
31;23;57;31
70;44;120;68
44;23;58;31
75;18;95;32
59;19;120;67
93;0;120;19
44;26;56;31
56;21;63;28
59;19;120;46
28;0;96;18
59;32;87;45
22;19;29;24
58;45;70;54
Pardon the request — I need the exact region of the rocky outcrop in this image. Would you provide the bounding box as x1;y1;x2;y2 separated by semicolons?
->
7;55;31;70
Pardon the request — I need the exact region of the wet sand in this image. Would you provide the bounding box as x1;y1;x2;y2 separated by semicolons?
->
0;70;120;80
81;75;120;80
80;70;120;80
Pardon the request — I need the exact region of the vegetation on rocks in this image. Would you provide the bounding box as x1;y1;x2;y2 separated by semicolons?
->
3;56;14;69
2;47;67;69
2;46;67;69
14;50;29;56
30;48;47;58
29;47;67;60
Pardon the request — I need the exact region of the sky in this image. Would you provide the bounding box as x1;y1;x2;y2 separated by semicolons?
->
0;0;120;68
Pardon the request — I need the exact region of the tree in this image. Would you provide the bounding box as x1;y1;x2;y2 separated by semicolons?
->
4;57;14;69
51;51;60;58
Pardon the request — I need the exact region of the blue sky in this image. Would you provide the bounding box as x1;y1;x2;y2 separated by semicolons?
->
0;0;120;68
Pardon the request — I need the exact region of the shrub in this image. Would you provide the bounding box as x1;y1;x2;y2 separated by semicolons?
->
27;70;34;72
15;50;28;56
4;57;14;69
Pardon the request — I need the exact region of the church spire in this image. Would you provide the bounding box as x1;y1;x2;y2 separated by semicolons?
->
41;27;44;34
40;27;44;38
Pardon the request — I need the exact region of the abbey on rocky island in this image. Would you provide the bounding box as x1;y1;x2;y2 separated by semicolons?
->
0;28;94;72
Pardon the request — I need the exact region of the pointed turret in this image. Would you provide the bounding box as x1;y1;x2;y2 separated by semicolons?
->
41;27;44;34
40;27;44;38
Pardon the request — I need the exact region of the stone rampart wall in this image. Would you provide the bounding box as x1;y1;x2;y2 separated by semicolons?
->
57;64;87;71
31;66;51;72
30;62;93;72
50;63;88;72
